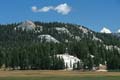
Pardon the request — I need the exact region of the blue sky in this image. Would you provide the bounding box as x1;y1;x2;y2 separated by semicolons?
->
0;0;120;32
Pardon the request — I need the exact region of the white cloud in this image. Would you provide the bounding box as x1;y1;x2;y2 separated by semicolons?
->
54;3;71;15
31;6;38;12
32;6;53;12
38;6;54;12
31;3;71;15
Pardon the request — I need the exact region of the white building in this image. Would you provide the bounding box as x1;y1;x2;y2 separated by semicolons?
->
57;53;81;70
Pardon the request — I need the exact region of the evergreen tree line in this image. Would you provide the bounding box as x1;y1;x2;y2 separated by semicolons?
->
0;40;119;70
0;43;65;70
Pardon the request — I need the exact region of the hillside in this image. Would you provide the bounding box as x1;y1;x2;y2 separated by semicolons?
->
0;21;120;70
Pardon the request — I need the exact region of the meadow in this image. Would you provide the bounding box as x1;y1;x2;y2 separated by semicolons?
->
0;70;120;80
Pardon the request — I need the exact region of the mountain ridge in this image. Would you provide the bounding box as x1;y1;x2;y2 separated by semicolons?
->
100;27;112;34
0;20;120;70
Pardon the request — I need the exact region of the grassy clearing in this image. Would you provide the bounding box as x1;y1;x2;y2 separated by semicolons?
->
0;70;120;80
0;76;120;80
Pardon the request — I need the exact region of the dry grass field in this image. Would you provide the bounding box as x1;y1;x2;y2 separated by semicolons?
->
0;70;120;80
